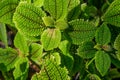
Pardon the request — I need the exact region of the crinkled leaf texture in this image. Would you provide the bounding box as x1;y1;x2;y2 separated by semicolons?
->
67;19;96;44
95;51;111;76
13;2;45;37
13;57;29;80
77;41;96;59
14;32;28;55
0;47;18;72
95;23;111;45
41;28;61;51
0;0;19;26
43;0;69;20
31;60;70;80
102;0;120;27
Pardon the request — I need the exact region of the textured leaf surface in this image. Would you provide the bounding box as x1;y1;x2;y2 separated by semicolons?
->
102;0;120;27
31;60;69;80
95;51;111;76
14;32;28;55
43;0;69;20
0;48;18;71
95;23;111;45
68;19;96;44
13;2;45;36
41;28;61;51
0;0;19;26
77;41;96;59
114;34;120;50
67;0;81;21
0;23;7;47
13;57;29;80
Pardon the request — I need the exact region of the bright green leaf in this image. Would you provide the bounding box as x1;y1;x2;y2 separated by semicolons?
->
0;0;19;26
13;2;45;36
77;41;96;59
102;0;120;27
95;23;111;45
31;60;70;80
13;57;29;80
43;0;69;20
14;32;28;55
67;19;96;44
0;23;7;47
34;0;44;7
95;51;111;76
0;47;18;72
114;33;120;50
41;28;61;51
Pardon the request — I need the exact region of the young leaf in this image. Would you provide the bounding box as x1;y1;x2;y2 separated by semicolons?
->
102;0;120;27
0;0;19;26
13;57;29;80
0;23;7;47
77;41;96;59
29;43;43;64
43;0;69;20
95;23;111;45
67;19;96;44
34;0;44;7
14;32;28;55
41;28;61;51
13;2;45;36
31;60;70;80
0;47;18;72
95;51;111;76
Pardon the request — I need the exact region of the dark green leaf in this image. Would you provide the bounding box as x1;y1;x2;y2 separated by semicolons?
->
41;28;61;51
95;51;111;76
0;47;18;71
14;32;28;55
13;2;45;36
114;33;120;50
0;0;19;26
95;23;111;45
67;19;96;44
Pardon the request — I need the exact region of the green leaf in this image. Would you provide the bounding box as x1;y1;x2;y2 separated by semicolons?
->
0;0;19;26
0;23;7;47
13;2;45;36
102;0;120;27
95;23;111;45
114;33;120;50
95;51;111;76
14;32;28;55
85;74;101;80
41;28;61;51
13;57;29;80
31;60;70;80
67;0;81;21
77;41;96;59
29;43;43;64
0;47;18;72
67;19;96;44
43;0;69;20
33;0;44;7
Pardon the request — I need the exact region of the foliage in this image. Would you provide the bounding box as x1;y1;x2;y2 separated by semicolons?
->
0;0;120;80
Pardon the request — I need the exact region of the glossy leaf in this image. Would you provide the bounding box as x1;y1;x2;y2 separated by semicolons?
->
67;19;96;44
13;2;45;36
13;57;29;80
41;28;61;51
102;0;120;27
0;47;18;71
95;51;111;76
77;41;96;59
0;0;19;26
31;60;69;80
43;0;69;20
14;32;28;55
95;23;111;45
0;23;7;47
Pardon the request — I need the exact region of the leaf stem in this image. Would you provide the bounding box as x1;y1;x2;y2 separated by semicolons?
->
86;57;95;69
